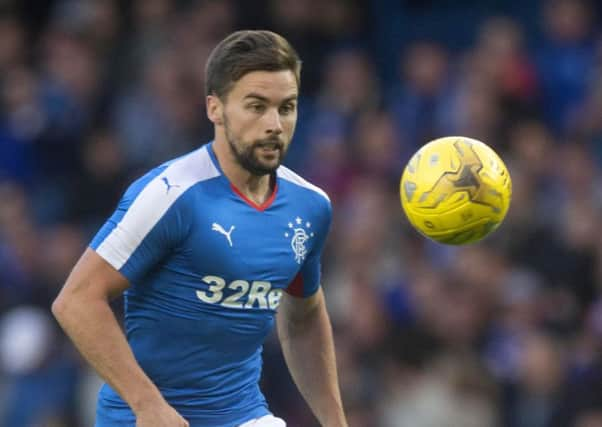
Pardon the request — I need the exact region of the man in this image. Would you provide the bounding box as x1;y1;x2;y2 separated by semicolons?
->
52;30;348;427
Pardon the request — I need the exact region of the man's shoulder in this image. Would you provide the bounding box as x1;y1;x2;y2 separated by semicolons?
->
126;145;221;201
276;165;330;205
155;145;221;189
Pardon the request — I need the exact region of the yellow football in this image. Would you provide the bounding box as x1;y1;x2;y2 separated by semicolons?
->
400;136;512;245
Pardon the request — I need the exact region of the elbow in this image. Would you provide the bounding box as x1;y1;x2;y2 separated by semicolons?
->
51;292;68;321
52;285;79;323
52;279;111;323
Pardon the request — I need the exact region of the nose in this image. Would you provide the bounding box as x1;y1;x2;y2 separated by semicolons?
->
265;108;283;135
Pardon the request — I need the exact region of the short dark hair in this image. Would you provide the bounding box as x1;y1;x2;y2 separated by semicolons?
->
205;30;301;99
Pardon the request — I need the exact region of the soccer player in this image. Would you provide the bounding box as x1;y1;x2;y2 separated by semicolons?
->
52;30;348;427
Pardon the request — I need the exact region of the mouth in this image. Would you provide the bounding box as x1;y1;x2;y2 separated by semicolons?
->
256;141;283;155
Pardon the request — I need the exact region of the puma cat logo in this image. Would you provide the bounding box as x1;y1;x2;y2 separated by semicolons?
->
212;223;235;247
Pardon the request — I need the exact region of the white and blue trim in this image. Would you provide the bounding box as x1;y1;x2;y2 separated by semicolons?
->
95;146;220;270
277;166;330;202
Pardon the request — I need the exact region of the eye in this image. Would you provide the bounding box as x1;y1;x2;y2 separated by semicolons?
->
248;103;266;113
279;103;296;115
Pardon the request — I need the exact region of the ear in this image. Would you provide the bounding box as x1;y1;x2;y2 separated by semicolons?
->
206;95;224;126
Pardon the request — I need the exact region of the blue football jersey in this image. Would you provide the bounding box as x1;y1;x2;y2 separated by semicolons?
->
90;142;331;427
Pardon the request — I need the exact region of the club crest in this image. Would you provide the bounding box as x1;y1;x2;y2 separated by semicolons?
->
284;216;314;264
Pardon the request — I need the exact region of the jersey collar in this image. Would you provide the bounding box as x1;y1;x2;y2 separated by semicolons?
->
207;141;279;212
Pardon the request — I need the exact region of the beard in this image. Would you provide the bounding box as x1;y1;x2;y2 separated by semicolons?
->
223;114;289;176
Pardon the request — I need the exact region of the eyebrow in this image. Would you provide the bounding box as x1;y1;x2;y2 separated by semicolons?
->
243;93;298;103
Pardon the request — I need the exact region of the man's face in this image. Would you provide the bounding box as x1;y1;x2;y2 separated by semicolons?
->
219;70;298;176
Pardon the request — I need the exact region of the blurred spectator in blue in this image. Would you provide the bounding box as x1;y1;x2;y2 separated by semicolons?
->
535;0;598;133
471;17;539;146
0;183;40;310
573;69;602;166
505;120;560;228
351;109;405;183
66;127;129;231
36;28;104;178
112;47;202;167
388;41;452;150
502;333;566;427
297;112;351;201
119;0;174;84
295;46;379;174
0;67;42;186
267;0;364;96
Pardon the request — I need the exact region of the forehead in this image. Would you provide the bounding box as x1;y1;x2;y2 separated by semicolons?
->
229;70;298;100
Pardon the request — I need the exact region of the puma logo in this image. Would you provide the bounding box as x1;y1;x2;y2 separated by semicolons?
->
161;177;180;194
212;223;235;247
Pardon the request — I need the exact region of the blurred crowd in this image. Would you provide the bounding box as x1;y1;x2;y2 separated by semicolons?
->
1;0;602;426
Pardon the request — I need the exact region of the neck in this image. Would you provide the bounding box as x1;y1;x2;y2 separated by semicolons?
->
213;136;274;205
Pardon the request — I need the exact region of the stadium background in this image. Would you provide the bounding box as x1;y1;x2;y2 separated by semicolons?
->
1;0;602;426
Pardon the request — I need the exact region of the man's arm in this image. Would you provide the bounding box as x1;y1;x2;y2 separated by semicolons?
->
52;248;188;427
276;287;347;427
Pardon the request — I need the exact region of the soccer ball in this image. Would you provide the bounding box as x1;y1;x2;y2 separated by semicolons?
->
400;136;512;245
